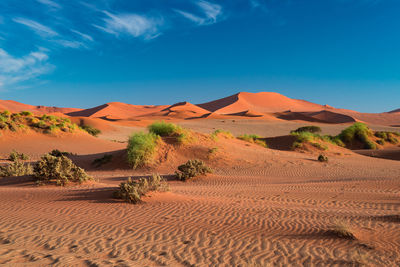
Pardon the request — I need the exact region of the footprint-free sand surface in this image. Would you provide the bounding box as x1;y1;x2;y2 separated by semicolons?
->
0;129;399;266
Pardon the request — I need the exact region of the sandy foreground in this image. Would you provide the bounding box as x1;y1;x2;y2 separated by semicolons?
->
0;120;399;266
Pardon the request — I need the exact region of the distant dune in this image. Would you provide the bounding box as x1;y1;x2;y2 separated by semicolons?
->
197;92;326;113
1;91;399;126
0;100;80;114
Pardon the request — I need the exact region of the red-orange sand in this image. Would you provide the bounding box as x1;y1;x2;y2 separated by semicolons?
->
0;93;400;266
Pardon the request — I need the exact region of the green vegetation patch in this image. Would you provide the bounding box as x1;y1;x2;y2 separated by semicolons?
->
237;134;268;148
127;132;161;169
338;122;376;149
80;124;101;137
113;174;169;204
148;121;192;144
290;125;322;134
374;131;400;145
175;159;212;181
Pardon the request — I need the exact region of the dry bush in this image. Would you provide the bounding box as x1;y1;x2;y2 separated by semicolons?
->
34;154;92;186
175;159;212;181
0;160;33;177
113;174;169;204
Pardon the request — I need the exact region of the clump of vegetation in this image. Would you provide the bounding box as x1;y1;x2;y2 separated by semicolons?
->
148;121;193;144
8;150;29;161
210;129;234;141
33;154;92;186
113;174;169;204
318;154;328;162
0;160;33;177
92;154;113;167
327;221;356;239
175;159;212;181
338;122;377;149
0;110;79;134
127;132;161;169
49;149;71;157
291;125;322;134
237;134;268;148
80;124;101;137
374;131;399;145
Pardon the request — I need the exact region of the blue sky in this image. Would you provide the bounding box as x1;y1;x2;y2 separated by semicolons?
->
0;0;399;112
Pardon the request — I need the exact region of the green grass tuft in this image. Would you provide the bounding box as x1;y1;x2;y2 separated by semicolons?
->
237;134;268;148
127;132;161;169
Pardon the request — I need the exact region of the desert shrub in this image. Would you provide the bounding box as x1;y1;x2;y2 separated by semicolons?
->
237;134;268;148
40;114;57;122
211;129;234;141
148;121;178;136
0;160;33;177
311;143;328;151
175;159;212;181
113;174;169;204
92;154;113;167
49;149;71;157
33;154;92;186
8;150;29;161
291;126;322;134
7;122;18;132
80;125;101;137
1;110;11;117
374;131;399;145
318;154;328;162
327;221;356;239
338;123;377;149
20;111;33;116
148;121;192;144
127;132;160;169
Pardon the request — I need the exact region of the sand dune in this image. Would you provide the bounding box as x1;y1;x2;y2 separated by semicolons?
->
67;102;168;119
0;100;80;114
277;110;357;124
197;92;328;114
388;108;400;113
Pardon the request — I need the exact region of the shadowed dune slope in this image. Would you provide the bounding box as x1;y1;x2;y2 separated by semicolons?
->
277;110;357;124
197;92;327;114
67;102;168;119
388;108;400;114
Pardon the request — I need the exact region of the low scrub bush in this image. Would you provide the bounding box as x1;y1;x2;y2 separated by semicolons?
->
374;131;399;145
175;159;212;181
92;154;113;167
291;126;322;134
20;111;33;116
211;129;234;141
113;174;169;204
127;132;160;169
148;121;192;144
8;150;29;161
49;149;71;157
33;154;92;186
338;123;377;149
318;154;328;162
80;124;101;137
237;134;268;148
0;160;33;177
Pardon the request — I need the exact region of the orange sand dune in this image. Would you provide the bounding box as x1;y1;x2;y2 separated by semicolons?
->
277;110;357;124
67;102;168;119
197;92;328;114
388;108;400;113
0;131;124;157
0;100;80;114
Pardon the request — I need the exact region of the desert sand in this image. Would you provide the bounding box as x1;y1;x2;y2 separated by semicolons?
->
0;92;399;266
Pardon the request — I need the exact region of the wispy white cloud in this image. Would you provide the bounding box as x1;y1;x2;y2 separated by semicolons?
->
36;0;61;10
175;0;222;26
12;17;58;37
0;48;53;90
95;11;163;40
54;39;86;49
71;29;94;42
